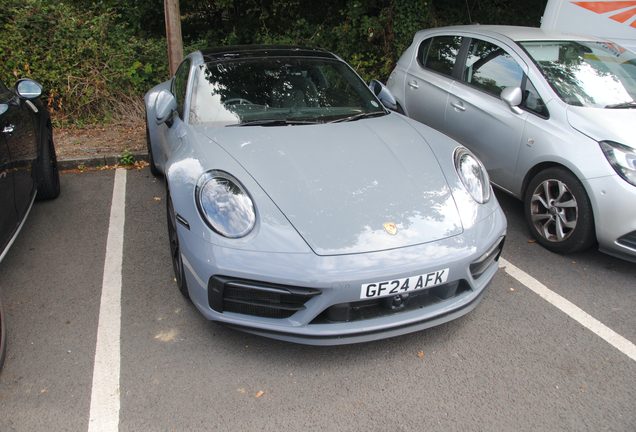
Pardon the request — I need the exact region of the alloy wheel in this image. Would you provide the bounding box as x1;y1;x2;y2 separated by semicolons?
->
529;178;578;242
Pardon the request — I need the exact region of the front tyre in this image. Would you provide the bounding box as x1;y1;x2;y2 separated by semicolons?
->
0;294;6;374
166;185;190;299
524;167;595;254
146;123;161;176
36;122;60;200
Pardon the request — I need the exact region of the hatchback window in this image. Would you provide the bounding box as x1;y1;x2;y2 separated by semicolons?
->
463;39;524;97
522;79;549;117
423;36;463;77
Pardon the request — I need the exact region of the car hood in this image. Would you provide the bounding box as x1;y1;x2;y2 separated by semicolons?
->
567;107;636;149
197;116;463;256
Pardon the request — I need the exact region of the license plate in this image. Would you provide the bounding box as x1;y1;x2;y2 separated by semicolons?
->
360;268;450;299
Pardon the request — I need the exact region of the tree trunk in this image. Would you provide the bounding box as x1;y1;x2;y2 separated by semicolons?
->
164;0;184;76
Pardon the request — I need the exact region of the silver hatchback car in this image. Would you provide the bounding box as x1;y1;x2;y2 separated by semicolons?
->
388;25;636;262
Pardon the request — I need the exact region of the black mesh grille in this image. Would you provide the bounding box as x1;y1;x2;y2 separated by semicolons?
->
310;280;471;324
223;300;297;319
208;276;321;319
223;286;310;304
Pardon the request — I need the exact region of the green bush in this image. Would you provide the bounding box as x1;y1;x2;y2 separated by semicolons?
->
0;0;169;123
0;0;547;124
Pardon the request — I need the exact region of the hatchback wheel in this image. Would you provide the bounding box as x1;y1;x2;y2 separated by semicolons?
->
524;167;595;254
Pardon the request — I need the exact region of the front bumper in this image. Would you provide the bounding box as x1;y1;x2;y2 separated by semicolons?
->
178;207;506;345
585;175;636;262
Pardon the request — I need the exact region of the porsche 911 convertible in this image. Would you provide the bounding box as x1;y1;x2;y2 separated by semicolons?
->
145;45;506;345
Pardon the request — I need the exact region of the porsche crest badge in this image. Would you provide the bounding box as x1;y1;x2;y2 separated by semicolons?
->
383;223;397;236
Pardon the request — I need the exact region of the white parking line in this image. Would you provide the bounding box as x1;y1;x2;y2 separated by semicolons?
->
88;169;127;432
500;258;636;362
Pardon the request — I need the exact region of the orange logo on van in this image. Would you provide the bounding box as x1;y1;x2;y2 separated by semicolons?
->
572;1;636;28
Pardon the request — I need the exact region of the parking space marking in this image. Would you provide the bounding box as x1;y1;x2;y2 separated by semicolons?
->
88;169;127;432
500;258;636;362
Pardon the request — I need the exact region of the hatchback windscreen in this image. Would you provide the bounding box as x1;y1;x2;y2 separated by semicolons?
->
520;41;636;108
189;57;386;126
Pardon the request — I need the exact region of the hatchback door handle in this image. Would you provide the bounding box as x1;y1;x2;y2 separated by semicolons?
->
408;80;419;89
450;101;466;111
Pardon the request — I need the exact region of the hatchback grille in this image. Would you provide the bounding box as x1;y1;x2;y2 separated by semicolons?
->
617;231;636;250
208;276;321;319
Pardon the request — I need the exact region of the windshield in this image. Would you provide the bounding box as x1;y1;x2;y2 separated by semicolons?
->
520;41;636;108
189;57;385;126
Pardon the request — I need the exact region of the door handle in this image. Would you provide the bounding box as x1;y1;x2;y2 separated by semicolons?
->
450;101;466;111
408;80;419;89
3;124;15;133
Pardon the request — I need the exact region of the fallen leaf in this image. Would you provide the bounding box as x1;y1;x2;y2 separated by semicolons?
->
255;390;264;398
417;351;423;358
528;239;536;243
154;197;162;201
154;329;178;342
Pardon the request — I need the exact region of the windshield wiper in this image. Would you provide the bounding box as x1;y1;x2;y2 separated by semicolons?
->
230;119;323;127
605;101;636;109
328;111;387;123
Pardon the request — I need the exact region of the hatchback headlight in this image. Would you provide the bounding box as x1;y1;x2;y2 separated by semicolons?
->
196;170;256;238
600;141;636;187
454;147;491;203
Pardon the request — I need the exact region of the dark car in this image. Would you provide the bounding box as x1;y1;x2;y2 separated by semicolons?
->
0;77;60;372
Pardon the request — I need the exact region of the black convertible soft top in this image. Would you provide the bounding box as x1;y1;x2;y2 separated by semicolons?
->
200;45;338;63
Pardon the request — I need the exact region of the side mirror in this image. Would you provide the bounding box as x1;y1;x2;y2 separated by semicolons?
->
155;89;178;126
500;86;523;114
368;79;397;111
15;79;42;100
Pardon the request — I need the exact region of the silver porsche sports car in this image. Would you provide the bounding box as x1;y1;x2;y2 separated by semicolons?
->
145;46;506;345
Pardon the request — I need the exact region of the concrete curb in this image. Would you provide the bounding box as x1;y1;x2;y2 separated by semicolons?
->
57;151;149;171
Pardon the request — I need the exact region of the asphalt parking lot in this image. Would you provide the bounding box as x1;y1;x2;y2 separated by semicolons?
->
1;168;635;431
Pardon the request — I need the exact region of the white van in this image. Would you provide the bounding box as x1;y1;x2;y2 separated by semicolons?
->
541;0;636;53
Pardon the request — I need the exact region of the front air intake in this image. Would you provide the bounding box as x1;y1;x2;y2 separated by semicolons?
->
470;235;505;279
208;276;321;319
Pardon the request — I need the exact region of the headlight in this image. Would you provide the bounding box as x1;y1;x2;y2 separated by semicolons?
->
600;141;636;187
196;170;256;238
454;147;491;203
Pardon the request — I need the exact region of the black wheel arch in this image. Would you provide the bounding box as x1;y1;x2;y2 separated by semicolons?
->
521;162;570;201
35;111;60;200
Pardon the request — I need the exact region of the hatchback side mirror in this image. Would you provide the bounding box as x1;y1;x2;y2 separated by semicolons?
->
368;79;397;111
500;86;523;114
155;89;178;127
